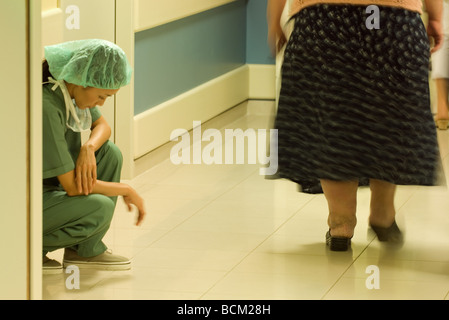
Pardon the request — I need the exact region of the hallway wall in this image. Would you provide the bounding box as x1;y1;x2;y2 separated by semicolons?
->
133;0;276;159
0;0;30;300
134;1;247;114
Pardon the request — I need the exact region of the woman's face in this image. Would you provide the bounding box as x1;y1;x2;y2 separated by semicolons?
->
72;85;119;109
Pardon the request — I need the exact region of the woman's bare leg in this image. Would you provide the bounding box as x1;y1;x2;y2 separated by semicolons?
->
368;179;397;227
320;179;359;238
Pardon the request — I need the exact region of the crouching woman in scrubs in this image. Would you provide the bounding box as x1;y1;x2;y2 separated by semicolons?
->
42;39;146;273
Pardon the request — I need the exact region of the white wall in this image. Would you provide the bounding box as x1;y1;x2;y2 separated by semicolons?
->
41;0;58;11
0;0;30;300
30;0;44;300
115;0;135;179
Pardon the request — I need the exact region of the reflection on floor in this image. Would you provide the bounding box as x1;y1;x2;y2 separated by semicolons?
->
43;100;449;300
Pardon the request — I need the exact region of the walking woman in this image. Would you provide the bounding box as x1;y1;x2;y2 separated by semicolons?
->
42;39;146;272
268;0;443;251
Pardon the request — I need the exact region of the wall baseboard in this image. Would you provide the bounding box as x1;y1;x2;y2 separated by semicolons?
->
133;64;276;160
248;64;277;99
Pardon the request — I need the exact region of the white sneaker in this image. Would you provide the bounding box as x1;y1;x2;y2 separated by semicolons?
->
63;248;131;271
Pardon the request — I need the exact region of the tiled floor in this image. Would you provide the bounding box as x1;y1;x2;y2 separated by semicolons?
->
43;100;449;300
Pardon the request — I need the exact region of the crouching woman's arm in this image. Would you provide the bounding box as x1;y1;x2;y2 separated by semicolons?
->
58;170;146;226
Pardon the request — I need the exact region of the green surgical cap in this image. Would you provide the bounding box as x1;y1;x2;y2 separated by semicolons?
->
44;39;132;90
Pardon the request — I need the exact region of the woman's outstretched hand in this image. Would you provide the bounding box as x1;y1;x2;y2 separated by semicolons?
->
123;186;146;226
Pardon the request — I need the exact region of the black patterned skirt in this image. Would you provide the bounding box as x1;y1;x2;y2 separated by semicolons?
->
275;4;439;190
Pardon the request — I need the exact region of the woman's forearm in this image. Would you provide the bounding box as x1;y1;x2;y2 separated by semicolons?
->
425;0;443;21
84;116;111;152
57;169;146;226
90;180;131;198
58;169;130;197
267;0;288;54
267;0;287;25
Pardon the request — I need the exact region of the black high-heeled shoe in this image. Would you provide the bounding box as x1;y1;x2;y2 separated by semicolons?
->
326;230;351;251
370;221;403;244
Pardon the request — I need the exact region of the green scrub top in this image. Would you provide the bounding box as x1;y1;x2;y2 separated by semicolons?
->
42;83;102;192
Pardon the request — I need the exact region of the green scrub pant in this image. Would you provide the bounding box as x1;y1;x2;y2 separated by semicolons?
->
42;140;123;258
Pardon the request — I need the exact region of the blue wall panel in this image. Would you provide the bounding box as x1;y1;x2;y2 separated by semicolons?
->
134;1;247;115
246;0;275;65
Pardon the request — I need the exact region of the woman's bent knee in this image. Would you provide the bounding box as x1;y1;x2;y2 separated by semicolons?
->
85;194;115;224
100;140;123;167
